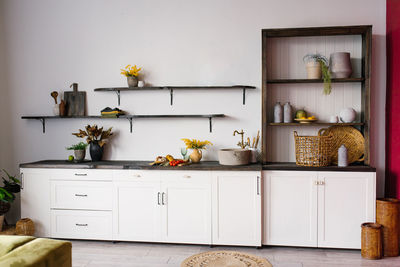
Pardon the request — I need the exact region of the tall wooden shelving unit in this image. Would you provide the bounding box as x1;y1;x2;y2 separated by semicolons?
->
261;26;372;168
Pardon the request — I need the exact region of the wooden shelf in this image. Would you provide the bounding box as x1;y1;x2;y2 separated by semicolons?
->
267;122;364;126
21;114;225;133
267;78;364;84
94;85;256;105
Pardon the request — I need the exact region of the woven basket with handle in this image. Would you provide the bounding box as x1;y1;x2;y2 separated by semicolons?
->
294;129;333;167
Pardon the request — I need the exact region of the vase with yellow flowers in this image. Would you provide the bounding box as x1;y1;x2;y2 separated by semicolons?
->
181;139;213;163
121;64;142;88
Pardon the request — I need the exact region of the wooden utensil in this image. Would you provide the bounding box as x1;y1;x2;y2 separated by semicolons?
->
51;91;58;104
64;83;86;116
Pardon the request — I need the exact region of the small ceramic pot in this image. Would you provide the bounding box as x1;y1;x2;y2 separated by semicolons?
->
248;148;258;163
274;102;283;123
283;102;293;123
330;52;352;78
306;61;322;79
74;149;86;162
90;141;104;162
138;81;145;87
340;107;357;123
127;76;138;87
338;145;348;167
329;115;338;123
190;149;202;163
53;104;60;116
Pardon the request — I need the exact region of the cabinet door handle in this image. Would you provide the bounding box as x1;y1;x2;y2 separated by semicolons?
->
157;192;161;205
257;176;260;195
162;192;166;205
75;194;88;197
75;173;88;176
183;175;191;178
75;223;88;227
320;181;325;185
21;173;24;190
133;174;141;178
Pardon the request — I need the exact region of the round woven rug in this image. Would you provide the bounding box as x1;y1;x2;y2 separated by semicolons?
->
181;250;272;267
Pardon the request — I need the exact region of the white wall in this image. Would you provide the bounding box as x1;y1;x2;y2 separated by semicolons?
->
0;0;386;219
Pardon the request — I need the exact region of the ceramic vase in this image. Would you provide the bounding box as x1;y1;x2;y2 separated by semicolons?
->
90;141;104;162
127;76;138;87
53;104;60;116
330;52;352;78
190;149;202;163
338;144;348;167
306;61;322;79
283;102;293;123
274;102;283;123
74;149;86;162
340;107;357;123
248;148;258;163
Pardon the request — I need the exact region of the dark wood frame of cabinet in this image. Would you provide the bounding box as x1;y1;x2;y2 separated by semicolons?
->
261;25;372;166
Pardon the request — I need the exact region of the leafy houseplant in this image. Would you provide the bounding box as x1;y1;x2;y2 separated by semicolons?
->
66;142;88;162
2;169;21;193
0;171;20;231
72;125;113;162
120;64;142;87
181;139;213;163
303;54;332;95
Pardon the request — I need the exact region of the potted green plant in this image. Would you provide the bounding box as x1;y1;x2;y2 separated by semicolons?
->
303;53;332;95
66;142;88;162
120;64;142;87
72;125;113;162
2;169;21;193
0;174;19;231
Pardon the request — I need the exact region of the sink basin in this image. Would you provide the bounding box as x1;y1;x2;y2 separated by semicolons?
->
218;149;250;166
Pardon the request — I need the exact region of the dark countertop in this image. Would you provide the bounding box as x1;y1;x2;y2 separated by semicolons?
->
262;162;376;172
19;160;262;171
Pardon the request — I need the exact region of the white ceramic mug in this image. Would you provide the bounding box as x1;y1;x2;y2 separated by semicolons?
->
138;81;145;87
329;115;338;123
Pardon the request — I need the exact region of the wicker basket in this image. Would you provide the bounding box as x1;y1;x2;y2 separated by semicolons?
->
16;218;35;236
294;129;333;167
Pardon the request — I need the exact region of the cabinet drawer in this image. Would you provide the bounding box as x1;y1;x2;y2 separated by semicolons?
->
51;210;112;240
51;181;112;210
50;169;113;181
162;171;211;183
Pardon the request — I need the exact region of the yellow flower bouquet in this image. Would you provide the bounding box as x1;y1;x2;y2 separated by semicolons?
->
181;138;213;163
120;64;142;77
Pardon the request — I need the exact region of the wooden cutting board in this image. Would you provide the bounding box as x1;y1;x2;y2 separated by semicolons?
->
64;83;86;116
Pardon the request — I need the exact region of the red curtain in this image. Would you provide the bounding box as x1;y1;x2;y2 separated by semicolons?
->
386;0;400;197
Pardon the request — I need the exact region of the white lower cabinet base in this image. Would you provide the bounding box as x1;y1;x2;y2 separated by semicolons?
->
51;210;112;240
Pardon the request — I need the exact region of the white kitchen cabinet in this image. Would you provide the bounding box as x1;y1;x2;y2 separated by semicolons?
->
263;171;318;247
161;171;212;244
263;170;376;249
317;172;376;249
212;171;261;246
113;180;161;241
20;168;51;237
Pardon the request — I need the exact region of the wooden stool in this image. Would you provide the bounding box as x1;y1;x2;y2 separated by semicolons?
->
361;223;383;259
376;198;400;257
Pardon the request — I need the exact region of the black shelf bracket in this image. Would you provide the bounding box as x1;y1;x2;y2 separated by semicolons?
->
209;117;212;133
243;88;246;105
169;88;173;105
39;118;46;133
126;117;133;133
116;90;121;106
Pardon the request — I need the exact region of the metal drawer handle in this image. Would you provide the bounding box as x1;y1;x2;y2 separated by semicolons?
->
157;192;161;205
133;174;141;178
75;223;88;227
75;194;88;197
75;173;88;176
183;175;191;178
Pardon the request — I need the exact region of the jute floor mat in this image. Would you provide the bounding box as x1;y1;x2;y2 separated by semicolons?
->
181;250;272;267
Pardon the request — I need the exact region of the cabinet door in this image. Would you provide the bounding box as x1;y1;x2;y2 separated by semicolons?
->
212;171;261;246
20;169;51;237
113;180;162;241
263;171;318;247
161;172;212;244
317;172;376;249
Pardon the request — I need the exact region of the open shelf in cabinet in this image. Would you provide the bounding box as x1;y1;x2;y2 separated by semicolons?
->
268;122;364;126
266;78;364;84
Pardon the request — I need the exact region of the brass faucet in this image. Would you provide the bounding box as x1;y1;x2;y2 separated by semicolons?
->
233;129;248;149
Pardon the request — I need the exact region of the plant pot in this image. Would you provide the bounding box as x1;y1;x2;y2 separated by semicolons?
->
4;183;20;193
74;149;86;162
127;76;138;87
190;149;202;163
330;52;352;78
306;61;322;79
90;141;104;162
16;218;35;236
0;215;4;232
0;202;10;216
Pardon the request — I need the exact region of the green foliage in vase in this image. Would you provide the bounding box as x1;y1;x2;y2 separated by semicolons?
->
303;53;332;95
66;142;88;150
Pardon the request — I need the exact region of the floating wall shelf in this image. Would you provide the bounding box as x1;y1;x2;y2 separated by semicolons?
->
21;114;225;134
266;78;365;84
94;85;256;106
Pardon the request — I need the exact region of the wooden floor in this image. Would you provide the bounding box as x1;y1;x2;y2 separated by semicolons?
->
71;240;400;267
